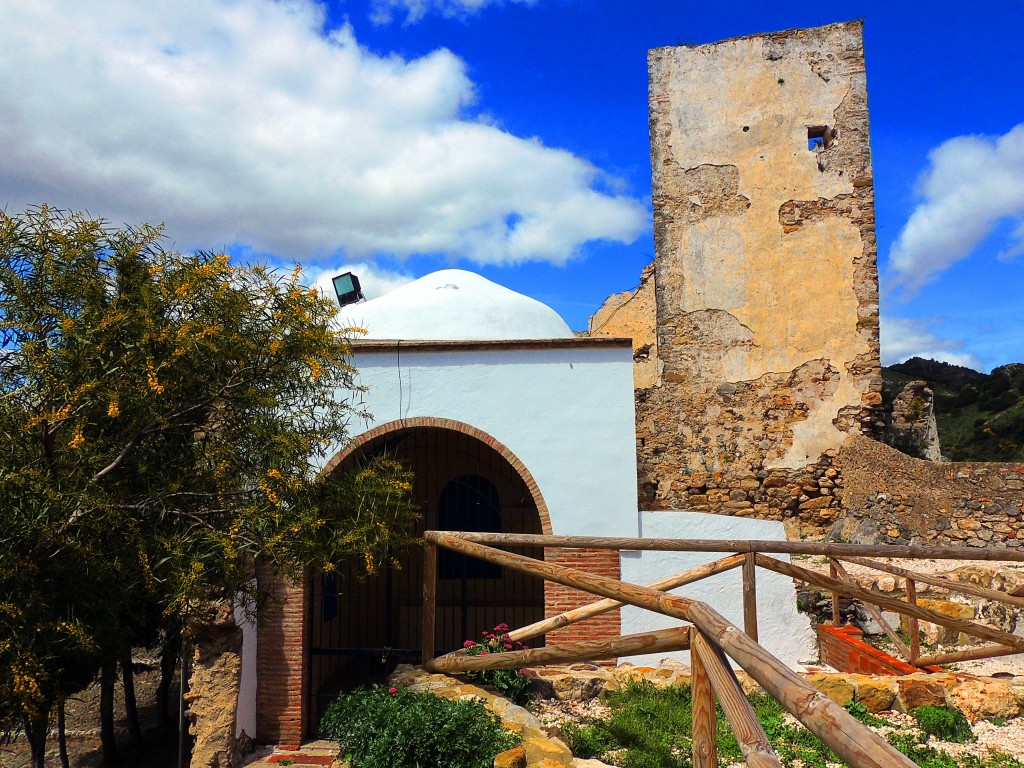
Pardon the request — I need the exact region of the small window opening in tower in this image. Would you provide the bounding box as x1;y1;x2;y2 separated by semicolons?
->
807;125;837;151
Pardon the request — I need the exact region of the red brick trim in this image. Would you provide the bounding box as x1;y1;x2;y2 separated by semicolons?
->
544;548;621;647
255;562;309;747
818;625;941;676
323;417;553;536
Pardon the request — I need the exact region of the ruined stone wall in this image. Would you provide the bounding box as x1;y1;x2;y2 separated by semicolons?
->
589;263;658;389
833;435;1024;548
633;22;881;525
587;22;1024;544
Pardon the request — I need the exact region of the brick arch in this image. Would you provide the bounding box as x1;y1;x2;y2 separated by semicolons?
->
323;417;553;536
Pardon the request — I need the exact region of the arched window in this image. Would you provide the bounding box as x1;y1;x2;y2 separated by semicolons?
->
438;475;502;579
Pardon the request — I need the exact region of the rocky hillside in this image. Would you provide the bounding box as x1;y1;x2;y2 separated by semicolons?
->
882;357;1024;461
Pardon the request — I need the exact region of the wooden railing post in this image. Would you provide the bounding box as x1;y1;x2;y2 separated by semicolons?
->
691;631;783;767
743;553;758;641
422;542;436;665
756;554;1024;653
691;633;718;768
427;532;919;768
906;578;920;663
829;559;842;626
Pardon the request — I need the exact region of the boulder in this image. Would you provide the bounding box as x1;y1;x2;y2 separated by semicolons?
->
494;746;527;768
949;677;1021;723
851;675;897;712
803;673;854;706
900;599;975;646
896;675;947;711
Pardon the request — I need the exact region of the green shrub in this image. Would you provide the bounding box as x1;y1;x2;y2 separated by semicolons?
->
463;623;534;705
845;699;887;727
319;685;519;768
562;722;618;759
912;705;977;744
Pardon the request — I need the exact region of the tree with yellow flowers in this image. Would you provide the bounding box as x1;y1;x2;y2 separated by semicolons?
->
0;206;417;767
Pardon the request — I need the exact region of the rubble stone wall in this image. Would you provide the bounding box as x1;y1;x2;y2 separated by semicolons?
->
833;435;1024;548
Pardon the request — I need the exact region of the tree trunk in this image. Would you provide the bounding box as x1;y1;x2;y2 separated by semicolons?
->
121;651;142;740
157;635;180;726
23;708;49;768
100;657;118;764
58;697;71;768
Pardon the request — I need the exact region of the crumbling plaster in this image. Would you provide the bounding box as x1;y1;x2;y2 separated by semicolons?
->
649;22;879;473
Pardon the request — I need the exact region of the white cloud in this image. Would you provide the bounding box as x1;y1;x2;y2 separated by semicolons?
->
881;317;981;370
304;261;414;301
0;0;644;266
371;0;536;25
888;124;1024;296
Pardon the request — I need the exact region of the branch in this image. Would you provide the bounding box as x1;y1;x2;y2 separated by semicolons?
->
89;427;153;484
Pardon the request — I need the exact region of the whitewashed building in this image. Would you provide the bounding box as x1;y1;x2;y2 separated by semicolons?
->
251;269;814;745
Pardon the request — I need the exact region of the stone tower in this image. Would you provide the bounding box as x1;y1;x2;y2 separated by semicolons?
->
597;21;882;533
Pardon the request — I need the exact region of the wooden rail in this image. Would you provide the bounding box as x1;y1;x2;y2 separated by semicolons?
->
423;531;919;768
418;532;1024;767
443;532;1024;561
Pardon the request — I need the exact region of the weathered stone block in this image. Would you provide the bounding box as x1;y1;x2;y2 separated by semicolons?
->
949;677;1021;723
896;676;947;711
852;675;896;712
494;746;528;768
803;672;854;706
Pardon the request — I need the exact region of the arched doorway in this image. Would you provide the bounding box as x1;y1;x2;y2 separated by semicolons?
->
308;421;548;727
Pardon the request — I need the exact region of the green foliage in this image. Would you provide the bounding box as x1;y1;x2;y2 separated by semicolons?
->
845;699;887;727
562;678;1022;768
319;685;519;768
562;722;619;759
598;679;696;768
462;624;534;706
0;206;418;744
884;359;1024;461
913;706;977;744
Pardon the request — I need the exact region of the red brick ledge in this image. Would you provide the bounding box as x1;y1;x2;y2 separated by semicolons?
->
819;625;942;676
349;337;632;353
322;417;553;536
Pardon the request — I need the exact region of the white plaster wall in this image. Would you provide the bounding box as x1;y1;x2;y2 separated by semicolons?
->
234;599;257;739
341;344;638;537
621;512;816;669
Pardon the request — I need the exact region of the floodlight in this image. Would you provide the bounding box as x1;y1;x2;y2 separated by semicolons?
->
332;272;364;307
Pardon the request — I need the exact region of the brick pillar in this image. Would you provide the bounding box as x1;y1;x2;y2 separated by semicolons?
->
255;563;308;748
544;548;621;647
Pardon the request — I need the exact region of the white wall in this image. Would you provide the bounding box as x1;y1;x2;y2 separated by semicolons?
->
620;512;816;669
234;599;257;739
343;343;638;537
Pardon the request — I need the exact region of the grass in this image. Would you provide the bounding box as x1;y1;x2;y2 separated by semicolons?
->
561;679;1024;768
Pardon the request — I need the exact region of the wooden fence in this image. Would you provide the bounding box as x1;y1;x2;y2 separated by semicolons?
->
419;531;1024;768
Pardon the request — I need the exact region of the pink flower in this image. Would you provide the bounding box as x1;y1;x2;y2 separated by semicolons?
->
504;643;513;650
495;623;509;632
388;687;398;695
481;650;488;655
463;640;475;648
519;669;528;675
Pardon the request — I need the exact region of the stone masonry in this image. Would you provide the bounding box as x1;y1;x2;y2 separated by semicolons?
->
593;22;883;537
835;435;1024;548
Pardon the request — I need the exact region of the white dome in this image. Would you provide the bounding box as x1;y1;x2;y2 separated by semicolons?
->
342;269;574;341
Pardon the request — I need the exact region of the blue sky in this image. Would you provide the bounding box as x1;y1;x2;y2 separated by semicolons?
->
2;1;1022;371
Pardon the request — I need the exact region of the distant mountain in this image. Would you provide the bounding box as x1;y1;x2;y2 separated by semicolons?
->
882;357;1024;462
